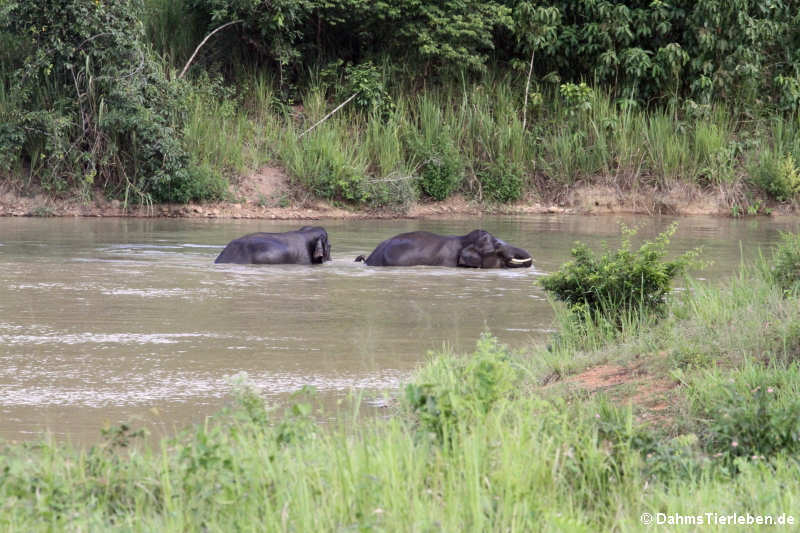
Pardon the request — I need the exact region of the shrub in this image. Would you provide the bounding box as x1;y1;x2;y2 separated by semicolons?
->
404;333;519;441
750;151;800;202
342;61;395;118
540;223;700;324
406;135;462;201
476;157;524;203
769;231;800;294
687;366;800;462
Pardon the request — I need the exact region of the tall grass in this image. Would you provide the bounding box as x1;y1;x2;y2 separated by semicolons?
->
178;69;774;207
217;75;797;208
183;91;259;176
143;0;204;70
5;20;798;208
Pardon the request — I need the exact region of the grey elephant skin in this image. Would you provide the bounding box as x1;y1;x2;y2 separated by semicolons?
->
215;227;332;265
355;230;532;268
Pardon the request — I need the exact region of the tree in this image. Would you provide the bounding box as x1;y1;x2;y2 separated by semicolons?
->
513;3;560;130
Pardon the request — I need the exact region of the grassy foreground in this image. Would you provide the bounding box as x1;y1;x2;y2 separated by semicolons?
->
1;261;800;531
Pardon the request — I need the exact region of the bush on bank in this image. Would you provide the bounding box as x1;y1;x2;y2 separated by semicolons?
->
540;223;702;328
0;0;227;204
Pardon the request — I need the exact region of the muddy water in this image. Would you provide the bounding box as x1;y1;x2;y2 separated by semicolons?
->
0;215;797;443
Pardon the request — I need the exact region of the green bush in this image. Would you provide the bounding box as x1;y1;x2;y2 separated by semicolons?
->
769;231;800;294
688;366;800;463
540;223;700;323
340;61;395;118
751;151;800;202
404;333;519;441
414;140;463;201
0;0;222;203
153;164;229;205
477;157;524;203
282;128;368;204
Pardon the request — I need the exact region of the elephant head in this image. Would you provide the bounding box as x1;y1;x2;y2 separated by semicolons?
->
313;235;331;263
300;226;332;264
457;230;532;268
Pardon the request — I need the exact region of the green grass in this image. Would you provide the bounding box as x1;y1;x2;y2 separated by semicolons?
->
4;35;800;208
236;76;795;208
3;0;800;208
143;0;204;72
182;80;273;179
2;252;800;530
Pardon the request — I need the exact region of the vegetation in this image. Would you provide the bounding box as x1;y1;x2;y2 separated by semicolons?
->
540;223;701;323
2;0;800;209
765;231;800;295
1;232;799;530
0;0;227;204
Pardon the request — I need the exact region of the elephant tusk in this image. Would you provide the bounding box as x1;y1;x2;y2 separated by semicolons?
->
509;257;532;265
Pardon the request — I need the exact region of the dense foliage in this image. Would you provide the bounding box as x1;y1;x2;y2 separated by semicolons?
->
540;223;700;322
182;0;800;107
0;0;225;203
3;0;800;205
186;0;512;82
769;231;800;294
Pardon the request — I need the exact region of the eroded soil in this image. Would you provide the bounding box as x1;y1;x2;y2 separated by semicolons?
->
550;353;679;424
2;166;790;219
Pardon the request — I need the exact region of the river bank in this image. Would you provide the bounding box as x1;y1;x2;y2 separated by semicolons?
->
1;166;795;219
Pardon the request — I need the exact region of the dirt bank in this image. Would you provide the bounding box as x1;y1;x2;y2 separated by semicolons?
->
0;166;791;219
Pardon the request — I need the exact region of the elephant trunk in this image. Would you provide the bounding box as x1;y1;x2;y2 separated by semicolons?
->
497;245;533;268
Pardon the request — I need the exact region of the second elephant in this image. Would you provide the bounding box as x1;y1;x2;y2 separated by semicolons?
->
355;230;532;268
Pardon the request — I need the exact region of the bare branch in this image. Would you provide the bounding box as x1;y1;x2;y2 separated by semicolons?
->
298;92;359;139
179;20;243;79
76;32;112;51
522;48;535;131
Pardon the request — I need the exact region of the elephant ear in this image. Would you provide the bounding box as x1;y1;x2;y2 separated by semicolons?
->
457;245;482;268
312;237;326;261
472;231;496;255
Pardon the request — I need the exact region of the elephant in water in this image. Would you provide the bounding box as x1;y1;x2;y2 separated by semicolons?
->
215;226;332;265
354;230;532;268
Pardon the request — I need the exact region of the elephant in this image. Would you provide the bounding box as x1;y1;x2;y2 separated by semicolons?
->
354;230;532;268
214;226;332;265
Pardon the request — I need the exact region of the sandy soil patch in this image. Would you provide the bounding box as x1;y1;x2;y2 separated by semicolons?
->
565;181;731;215
555;359;679;423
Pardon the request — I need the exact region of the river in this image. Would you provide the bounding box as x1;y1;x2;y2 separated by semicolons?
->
0;215;797;443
